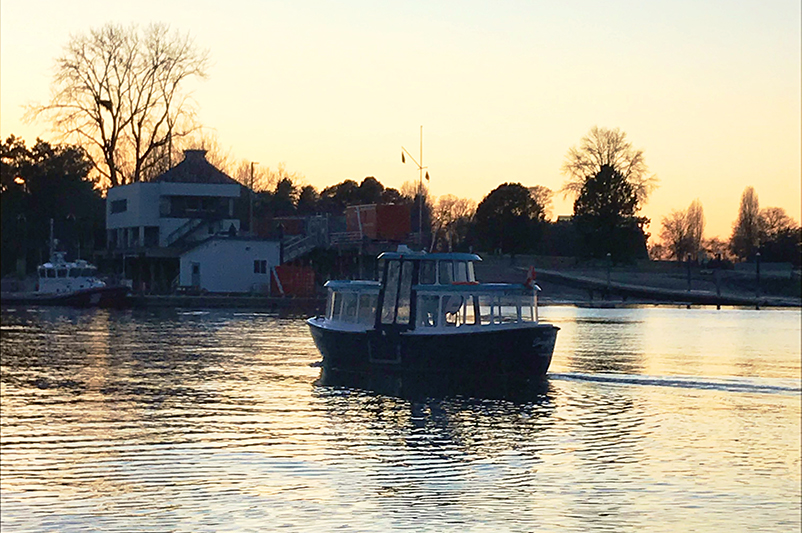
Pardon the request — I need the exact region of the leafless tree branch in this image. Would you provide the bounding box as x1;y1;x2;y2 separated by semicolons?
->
26;22;208;187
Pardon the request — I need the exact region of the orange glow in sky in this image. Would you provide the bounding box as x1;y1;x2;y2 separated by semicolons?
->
1;1;799;240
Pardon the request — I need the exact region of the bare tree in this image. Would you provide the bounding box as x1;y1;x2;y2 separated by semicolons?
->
528;185;554;221
431;194;476;251
759;207;797;242
730;186;760;259
660;199;705;261
400;179;429;202
259;163;306;193
29;23;209;187
659;209;692;260
686;198;705;260
181;131;236;177
561;126;658;207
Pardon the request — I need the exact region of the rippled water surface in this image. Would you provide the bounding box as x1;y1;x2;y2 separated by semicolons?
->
1;306;800;532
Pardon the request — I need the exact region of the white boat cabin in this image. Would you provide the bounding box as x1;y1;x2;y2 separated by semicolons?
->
323;251;540;331
37;252;106;294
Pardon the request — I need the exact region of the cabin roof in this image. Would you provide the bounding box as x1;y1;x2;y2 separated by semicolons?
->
377;251;482;262
324;280;382;290
155;149;240;185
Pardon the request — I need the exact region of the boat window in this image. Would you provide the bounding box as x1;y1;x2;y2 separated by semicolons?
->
499;295;520;323
69;269;81;278
342;293;358;323
83;268;94;277
419;260;436;285
522;301;534;322
467;261;475;282
326;290;337;320
358;293;377;325
395;261;414;324
381;261;401;324
478;294;496;325
462;295;476;325
57;268;68;278
443;294;463;326
417;294;439;327
38;267;45;277
438;261;452;285
455;261;468;283
377;258;385;284
46;268;56;279
335;292;344;319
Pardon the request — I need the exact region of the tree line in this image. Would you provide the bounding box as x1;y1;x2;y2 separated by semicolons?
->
656;188;800;266
3;22;799;277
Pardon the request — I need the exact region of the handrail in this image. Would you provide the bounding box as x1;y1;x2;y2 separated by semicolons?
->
329;231;363;245
282;234;317;262
166;218;204;246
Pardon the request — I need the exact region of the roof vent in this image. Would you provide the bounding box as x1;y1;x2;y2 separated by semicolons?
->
183;149;208;161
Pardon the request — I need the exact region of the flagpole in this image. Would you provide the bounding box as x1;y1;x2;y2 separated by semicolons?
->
401;126;428;249
418;125;423;248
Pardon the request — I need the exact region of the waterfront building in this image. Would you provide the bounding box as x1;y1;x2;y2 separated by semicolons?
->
106;149;242;251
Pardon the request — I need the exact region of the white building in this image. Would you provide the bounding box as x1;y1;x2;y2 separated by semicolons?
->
106;149;242;250
179;238;281;293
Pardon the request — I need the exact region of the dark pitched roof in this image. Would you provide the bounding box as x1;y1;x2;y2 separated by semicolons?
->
155;150;240;185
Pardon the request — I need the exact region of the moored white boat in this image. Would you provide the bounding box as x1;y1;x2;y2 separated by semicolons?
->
307;249;558;378
1;252;129;308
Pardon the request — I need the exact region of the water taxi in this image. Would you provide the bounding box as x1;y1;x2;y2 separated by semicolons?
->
307;249;558;377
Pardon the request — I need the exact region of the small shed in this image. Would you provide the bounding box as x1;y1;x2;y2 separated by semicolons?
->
179;237;281;293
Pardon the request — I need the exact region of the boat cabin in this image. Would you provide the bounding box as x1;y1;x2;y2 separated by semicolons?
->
37;252;105;294
323;251;540;331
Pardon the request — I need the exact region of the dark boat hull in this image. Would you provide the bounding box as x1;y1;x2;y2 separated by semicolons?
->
308;318;559;377
1;286;130;308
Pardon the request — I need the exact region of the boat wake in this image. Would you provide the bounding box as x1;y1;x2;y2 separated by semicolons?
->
549;372;801;396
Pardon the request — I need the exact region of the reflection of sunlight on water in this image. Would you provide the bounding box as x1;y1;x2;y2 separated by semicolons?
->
544;306;802;380
1;307;800;532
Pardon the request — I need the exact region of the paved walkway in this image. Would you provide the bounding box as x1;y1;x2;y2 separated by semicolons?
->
533;268;801;308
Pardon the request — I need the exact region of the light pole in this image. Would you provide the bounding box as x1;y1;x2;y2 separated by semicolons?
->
401;126;429;249
250;161;258;235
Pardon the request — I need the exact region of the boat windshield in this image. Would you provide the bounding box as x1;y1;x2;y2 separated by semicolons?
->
419;260;436;284
437;260;475;284
326;288;379;326
415;288;538;329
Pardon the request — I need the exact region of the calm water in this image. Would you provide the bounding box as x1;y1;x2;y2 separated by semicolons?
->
1;305;799;532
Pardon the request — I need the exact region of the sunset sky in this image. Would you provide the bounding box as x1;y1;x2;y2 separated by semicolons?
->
2;0;799;240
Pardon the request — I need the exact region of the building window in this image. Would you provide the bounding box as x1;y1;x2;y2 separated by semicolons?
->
160;197;170;217
144;226;159;247
111;199;128;214
254;260;267;274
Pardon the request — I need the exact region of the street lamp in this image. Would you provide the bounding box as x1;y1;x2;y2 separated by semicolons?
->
401;126;429;249
250;161;258;235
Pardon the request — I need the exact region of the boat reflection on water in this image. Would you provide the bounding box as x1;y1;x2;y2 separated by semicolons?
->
315;366;554;404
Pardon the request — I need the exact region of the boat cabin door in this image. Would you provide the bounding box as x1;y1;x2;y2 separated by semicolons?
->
373;259;415;362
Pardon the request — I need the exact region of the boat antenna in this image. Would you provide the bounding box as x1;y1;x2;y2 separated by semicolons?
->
49;218;54;261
